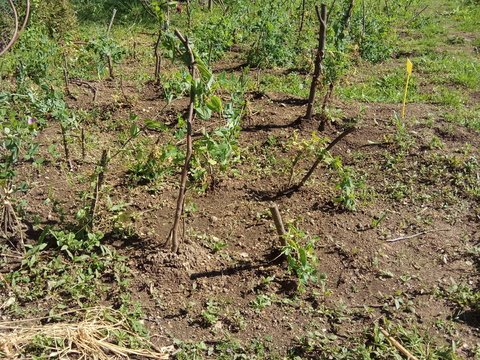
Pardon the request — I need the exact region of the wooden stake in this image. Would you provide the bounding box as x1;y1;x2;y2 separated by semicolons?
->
107;8;117;36
269;204;287;247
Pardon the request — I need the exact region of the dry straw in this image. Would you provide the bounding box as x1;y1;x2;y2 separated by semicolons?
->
0;306;173;359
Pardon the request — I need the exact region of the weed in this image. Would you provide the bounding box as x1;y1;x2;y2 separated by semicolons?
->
249;294;272;313
428;135;445;149
333;169;365;211
199;300;221;327
372;211;388;228
281;225;326;293
204;236;228;254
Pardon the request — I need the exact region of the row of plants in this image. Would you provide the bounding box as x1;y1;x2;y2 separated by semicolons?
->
1;0;479;358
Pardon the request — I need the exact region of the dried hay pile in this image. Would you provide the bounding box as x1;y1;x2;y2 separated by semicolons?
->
0;306;173;359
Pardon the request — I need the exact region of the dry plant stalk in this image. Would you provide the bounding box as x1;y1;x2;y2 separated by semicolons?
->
0;306;173;359
379;327;420;360
0;185;24;250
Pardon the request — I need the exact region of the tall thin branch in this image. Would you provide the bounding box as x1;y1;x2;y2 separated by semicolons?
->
168;30;196;254
154;31;163;83
296;0;307;45
305;4;327;120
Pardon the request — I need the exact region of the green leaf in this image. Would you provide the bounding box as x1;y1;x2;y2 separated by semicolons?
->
195;106;212;120
206;96;223;112
130;124;141;138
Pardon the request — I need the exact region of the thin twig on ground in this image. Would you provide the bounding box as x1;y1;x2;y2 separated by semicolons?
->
386;229;450;242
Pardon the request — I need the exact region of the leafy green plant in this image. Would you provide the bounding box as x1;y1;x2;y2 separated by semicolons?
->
245;1;295;68
284;131;329;187
87;35;126;78
127;139;184;185
0;94;43;248
204;237;228;254
199;300;221;327
333;171;365;211
428;135;445;149
281;225;325;293
249;294;272;313
174;339;210;360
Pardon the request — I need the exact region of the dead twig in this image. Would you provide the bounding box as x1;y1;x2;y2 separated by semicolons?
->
281;126;355;196
386;229;450;243
379;327;420;360
71;79;98;102
0;253;23;259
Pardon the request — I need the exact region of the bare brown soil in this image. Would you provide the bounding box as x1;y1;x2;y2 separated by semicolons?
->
1;50;480;358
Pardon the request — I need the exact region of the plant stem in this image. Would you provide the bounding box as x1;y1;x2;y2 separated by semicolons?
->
296;0;307;45
305;4;327;120
169;29;196;254
62;52;71;97
89;150;108;230
107;54;114;79
61;123;73;171
343;0;355;32
154;31;162;83
81;127;85;161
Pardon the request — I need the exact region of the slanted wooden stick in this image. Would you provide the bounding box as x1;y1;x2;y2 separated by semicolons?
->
379;327;419;360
